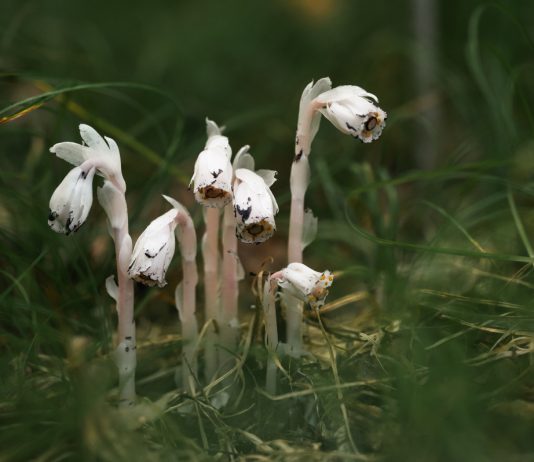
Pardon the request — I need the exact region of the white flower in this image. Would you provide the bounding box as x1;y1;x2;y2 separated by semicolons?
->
50;124;125;191
314;85;387;143
128;206;179;288
128;196;193;287
96;180;128;232
48;124;126;235
233;166;278;244
190;118;233;208
48;164;96;235
277;263;334;309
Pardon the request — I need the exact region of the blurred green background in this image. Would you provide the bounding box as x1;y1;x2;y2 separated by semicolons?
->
2;0;534;460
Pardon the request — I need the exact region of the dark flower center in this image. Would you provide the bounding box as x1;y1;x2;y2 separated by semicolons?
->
247;224;264;235
365;117;377;131
204;186;225;199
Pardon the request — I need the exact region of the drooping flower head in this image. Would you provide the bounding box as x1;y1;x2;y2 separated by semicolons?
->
296;79;387;155
48;165;96;234
277;262;334;310
190;118;233;208
48;124;124;235
232;146;278;244
128;196;190;287
314;85;387;143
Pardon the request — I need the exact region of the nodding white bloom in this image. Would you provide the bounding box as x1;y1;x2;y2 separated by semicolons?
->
50;123;125;191
48;124;125;235
48;164;96;234
233;151;278;243
314;85;387;143
128;197;189;287
277;262;334;309
190;118;233;208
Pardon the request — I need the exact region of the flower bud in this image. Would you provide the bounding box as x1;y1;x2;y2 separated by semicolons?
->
190;119;233;208
314;85;387;143
277;262;334;309
48;165;96;235
128;208;179;287
233;168;278;244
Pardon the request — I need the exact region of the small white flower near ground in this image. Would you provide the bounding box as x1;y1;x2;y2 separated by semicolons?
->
277;262;334;309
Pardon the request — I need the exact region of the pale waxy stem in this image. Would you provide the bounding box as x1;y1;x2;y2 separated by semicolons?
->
286;155;310;356
220;203;239;368
281;292;304;358
202;207;220;382
50;124;136;406
97;179;136;407
173;204;199;393
288;155;310;264
262;272;283;395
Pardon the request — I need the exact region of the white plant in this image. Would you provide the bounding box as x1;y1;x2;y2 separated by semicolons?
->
191;118;231;381
49;124;136;406
262;263;333;393
287;78;385;356
128;195;199;392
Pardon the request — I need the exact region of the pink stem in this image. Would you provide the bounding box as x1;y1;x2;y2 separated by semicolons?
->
263;272;283;394
220;204;239;365
202;207;220;381
287;101;320;356
108;178;136;407
176;212;199;392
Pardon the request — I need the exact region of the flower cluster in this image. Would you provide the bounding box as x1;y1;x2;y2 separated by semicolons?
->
44;76;386;400
190;119;279;245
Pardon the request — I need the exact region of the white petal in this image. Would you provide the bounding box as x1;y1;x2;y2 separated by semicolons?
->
48;165;95;235
321;102;360;135
205;118;223;137
298;77;332;151
302;209;318;250
314;85;378;105
205;135;232;160
79;124;108;152
256;169;277;187
140;212;178;258
105;275;119;303
233;145;255;170
234;168;266;190
51;125;123;181
281;263;321;295
103;135;123;176
192;148;233;207
278;263;333;309
50;142;90;166
162;194;189;216
300;77;333;110
97;180;127;230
